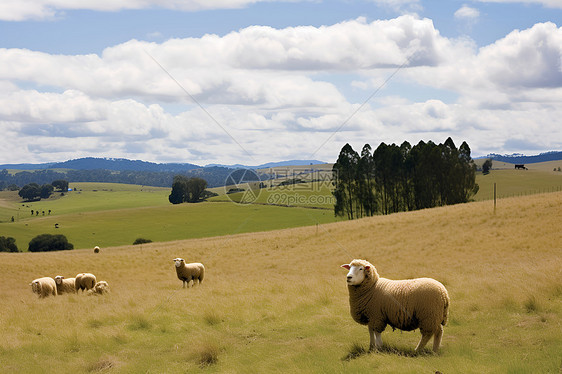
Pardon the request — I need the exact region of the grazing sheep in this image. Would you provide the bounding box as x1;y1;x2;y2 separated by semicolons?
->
87;281;110;296
30;277;57;298
93;246;100;253
75;273;97;292
54;275;76;294
341;259;449;353
173;258;205;288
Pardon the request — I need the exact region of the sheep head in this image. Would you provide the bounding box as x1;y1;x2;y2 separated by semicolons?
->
173;258;185;268
31;281;41;293
341;259;378;286
54;275;64;285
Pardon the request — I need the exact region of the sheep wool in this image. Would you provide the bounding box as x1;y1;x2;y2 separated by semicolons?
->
342;259;449;353
87;281;110;296
75;273;97;292
54;276;76;294
173;258;205;288
30;277;57;298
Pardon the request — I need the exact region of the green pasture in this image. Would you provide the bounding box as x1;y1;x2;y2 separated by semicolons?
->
1;166;561;251
0;183;170;223
474;169;562;201
209;181;335;209
0;200;336;251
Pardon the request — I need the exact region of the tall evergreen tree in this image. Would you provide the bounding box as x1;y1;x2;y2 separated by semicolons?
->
332;143;359;219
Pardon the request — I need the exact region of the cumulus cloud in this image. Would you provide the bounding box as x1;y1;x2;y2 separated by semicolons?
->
0;16;459;112
407;22;562;106
1;16;561;164
454;5;480;21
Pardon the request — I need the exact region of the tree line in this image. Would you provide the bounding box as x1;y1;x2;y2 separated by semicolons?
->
332;138;479;219
0;166;248;190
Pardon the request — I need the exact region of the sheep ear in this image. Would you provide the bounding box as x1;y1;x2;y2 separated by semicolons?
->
364;265;370;271
341;264;350;270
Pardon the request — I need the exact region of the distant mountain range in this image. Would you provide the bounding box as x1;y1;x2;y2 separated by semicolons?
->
482;151;562;164
205;159;326;169
0;157;200;172
0;157;328;189
0;157;327;172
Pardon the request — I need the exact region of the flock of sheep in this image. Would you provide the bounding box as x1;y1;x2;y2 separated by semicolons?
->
29;246;110;298
30;273;109;298
30;249;450;354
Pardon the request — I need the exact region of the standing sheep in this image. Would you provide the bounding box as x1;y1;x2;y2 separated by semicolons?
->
54;275;76;294
75;273;97;292
30;277;57;298
173;258;205;288
341;259;449;353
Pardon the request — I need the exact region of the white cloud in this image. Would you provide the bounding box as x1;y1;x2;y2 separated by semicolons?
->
407;22;562;106
1;17;561;164
454;5;480;21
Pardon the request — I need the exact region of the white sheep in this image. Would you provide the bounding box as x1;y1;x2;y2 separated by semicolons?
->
87;281;110;296
173;258;205;288
54;275;76;294
341;259;450;353
93;246;100;253
75;273;97;292
30;277;57;298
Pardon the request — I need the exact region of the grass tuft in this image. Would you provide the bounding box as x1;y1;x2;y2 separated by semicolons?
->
523;295;540;313
127;315;151;331
203;310;223;326
87;358;116;372
87;319;103;329
193;342;220;368
342;342;368;361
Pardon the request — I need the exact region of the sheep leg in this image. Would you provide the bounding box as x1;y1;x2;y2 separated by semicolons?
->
182;280;187;288
432;325;443;352
415;331;433;353
368;326;383;351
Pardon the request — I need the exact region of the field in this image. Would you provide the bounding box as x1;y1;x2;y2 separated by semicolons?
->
0;192;560;373
0;183;336;250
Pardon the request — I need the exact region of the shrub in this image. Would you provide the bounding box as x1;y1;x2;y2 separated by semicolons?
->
0;236;19;252
133;238;152;245
28;234;74;252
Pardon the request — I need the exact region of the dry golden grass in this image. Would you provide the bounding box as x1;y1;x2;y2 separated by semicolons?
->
0;192;560;373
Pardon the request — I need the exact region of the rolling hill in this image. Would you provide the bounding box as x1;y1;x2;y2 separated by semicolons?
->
0;192;560;373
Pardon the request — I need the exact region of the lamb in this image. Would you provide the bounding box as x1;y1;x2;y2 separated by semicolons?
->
54;275;76;294
341;259;450;353
30;277;57;298
87;281;110;296
74;273;97;292
173;258;205;288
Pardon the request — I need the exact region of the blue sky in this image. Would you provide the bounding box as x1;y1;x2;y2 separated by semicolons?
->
0;0;561;165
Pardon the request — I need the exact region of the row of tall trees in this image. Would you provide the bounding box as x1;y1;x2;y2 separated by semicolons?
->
332;138;479;219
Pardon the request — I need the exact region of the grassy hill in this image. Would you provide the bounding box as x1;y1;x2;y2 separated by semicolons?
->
0;192;560;373
0;183;337;250
1;161;561;251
